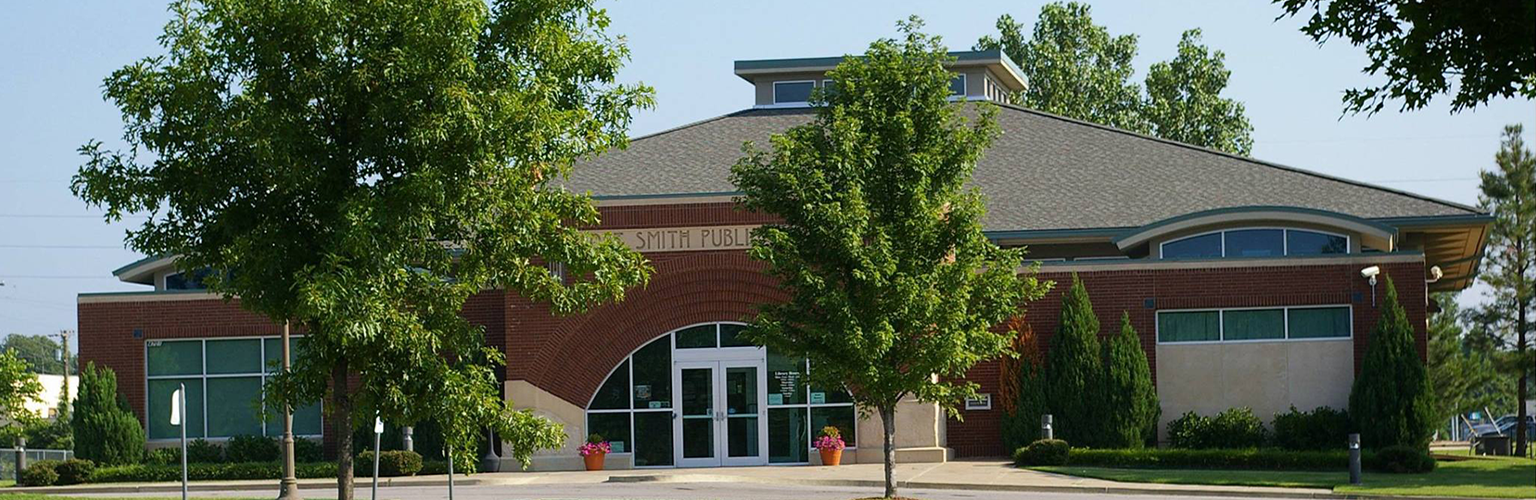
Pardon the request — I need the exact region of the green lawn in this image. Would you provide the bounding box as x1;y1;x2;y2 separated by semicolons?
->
1034;454;1536;499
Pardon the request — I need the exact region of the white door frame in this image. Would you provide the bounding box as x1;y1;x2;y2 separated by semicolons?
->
719;357;768;467
672;349;769;468
674;361;720;468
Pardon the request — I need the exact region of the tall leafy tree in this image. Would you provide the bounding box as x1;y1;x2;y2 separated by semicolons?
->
1473;124;1536;456
2;334;71;375
976;4;1144;133
1274;0;1535;114
71;363;141;466
976;2;1254;155
1348;277;1434;450
1143;30;1254;156
732;19;1049;498
0;349;41;445
1101;312;1159;448
72;1;651;497
1044;275;1106;447
1427;292;1502;434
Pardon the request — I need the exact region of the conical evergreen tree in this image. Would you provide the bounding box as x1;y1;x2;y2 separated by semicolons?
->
72;363;144;465
1348;276;1435;449
1000;317;1047;452
1102;312;1160;448
1046;274;1106;447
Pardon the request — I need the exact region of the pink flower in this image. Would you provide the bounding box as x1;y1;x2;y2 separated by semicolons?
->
579;441;611;457
814;435;845;451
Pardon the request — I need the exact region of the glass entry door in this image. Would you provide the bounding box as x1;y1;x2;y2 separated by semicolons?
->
674;359;767;467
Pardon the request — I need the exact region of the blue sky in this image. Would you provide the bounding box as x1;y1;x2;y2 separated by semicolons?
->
1;1;1531;347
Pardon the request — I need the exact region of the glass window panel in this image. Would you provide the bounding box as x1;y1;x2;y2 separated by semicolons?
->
767;350;806;406
586;413;631;455
292;401;323;436
727;416;759;458
262;337;307;373
207;376;263;437
810;384;853;405
632;336;672;409
632;412;673;466
769;407;808;464
725;367;758;416
206;339;261;374
680;368;713;417
1222;309;1285;341
1158;311;1220;343
773;81;814;104
811;406;857;448
950;74;967;96
147;340;203;377
1162;233;1221;259
1224;229;1284;257
675;325;717;349
1288;307;1351;339
1288;230;1348;255
148;378;205;439
590;360;629;410
720;324;753;347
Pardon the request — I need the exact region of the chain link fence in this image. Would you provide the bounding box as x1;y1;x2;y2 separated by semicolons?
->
0;449;72;481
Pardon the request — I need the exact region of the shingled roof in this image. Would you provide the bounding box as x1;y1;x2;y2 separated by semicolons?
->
567;103;1481;232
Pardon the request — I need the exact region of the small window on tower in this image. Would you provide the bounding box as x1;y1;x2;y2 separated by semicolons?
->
949;74;967;97
773;81;815;104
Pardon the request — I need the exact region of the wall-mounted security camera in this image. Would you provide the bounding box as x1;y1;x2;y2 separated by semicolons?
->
1360;266;1381;306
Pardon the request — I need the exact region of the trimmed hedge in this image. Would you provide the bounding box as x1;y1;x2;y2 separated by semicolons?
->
54;458;96;485
294;438;324;463
89;462;340;483
1013;439;1069;466
145;447;181;466
187;438;223;464
19;461;60;487
1062;448;1350;470
356;450;424;477
1367;445;1436;474
1166;408;1267;449
1271;406;1350;451
226;435;279;463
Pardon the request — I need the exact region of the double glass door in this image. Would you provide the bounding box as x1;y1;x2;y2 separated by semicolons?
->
675;359;767;467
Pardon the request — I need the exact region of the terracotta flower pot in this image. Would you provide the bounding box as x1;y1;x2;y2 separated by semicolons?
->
584;451;606;471
819;448;842;466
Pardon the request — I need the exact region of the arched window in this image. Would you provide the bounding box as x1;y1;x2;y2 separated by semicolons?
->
1161;228;1348;259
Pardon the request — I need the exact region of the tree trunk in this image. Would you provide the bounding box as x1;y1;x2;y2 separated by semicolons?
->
333;357;354;500
880;405;897;499
1517;304;1528;457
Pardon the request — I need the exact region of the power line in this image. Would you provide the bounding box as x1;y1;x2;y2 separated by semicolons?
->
0;214;148;219
0;244;125;250
0;275;114;280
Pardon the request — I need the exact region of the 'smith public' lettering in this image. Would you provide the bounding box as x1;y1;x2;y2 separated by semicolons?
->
600;225;757;252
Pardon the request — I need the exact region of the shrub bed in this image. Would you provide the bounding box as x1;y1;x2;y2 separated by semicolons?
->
355;450;424;477
54;458;96;485
1061;448;1351;470
1271;406;1350;451
186;439;224;464
1366;445;1436;474
18;461;60;487
1013;439;1069;466
88;461;340;483
226;435;279;463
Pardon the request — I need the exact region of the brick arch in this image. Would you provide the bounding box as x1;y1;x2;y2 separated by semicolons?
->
527;251;787;405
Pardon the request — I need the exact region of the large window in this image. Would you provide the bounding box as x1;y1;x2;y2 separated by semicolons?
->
772;81;816;105
767;351;855;464
1157;306;1352;344
1161;228;1348;259
145;337;322;440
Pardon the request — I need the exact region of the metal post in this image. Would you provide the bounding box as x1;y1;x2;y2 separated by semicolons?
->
180;382;188;500
1041;414;1054;440
58;330;70;406
402;427;413;452
15;436;26;478
480;429;500;473
446;445;455;500
278;321;301;500
372;415;382;500
1348;433;1362;485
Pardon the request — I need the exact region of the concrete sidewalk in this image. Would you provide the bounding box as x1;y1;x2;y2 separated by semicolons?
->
16;460;1350;499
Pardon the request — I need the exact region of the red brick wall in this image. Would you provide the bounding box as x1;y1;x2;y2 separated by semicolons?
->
944;260;1428;458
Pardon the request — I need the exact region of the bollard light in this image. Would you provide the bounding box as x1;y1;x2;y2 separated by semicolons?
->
1348;433;1362;485
1041;414;1054;441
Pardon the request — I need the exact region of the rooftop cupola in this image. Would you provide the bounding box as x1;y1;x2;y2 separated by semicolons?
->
732;49;1027;108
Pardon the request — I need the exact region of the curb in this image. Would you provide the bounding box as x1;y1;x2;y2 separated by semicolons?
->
608;473;1498;500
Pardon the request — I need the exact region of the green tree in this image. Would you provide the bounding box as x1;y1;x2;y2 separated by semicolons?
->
1274;0;1535;114
1045;275;1105;447
1101;311;1159;448
1471;124;1536;455
976;2;1254;155
72;1;650;496
1427;292;1502;435
1143;29;1253;156
999;317;1047;453
731;19;1049;498
1348;277;1434;450
3;334;71;375
71;363;142;466
0;349;41;444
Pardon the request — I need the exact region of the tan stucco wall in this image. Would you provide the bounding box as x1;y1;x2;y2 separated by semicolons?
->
501;380;595;472
1155;339;1354;441
851;394;954;464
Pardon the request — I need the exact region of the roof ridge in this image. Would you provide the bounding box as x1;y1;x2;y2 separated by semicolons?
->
622;108;763;145
989;101;1486;216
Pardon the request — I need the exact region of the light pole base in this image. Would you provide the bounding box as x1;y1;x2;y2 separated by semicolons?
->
277;478;303;500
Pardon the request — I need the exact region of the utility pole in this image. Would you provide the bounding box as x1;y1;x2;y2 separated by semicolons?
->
48;330;72;406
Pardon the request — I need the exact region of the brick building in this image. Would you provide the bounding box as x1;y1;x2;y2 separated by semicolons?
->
78;51;1489;469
